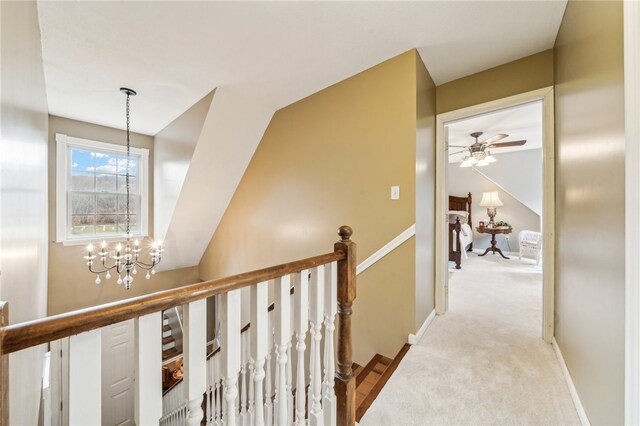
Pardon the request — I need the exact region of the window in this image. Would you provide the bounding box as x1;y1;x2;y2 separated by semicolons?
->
56;134;149;244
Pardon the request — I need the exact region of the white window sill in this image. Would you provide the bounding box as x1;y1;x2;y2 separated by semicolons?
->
58;234;148;247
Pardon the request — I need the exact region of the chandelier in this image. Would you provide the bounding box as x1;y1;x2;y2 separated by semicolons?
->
84;88;163;289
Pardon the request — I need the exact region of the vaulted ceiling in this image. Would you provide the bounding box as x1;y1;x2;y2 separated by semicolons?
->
37;1;567;135
37;1;567;271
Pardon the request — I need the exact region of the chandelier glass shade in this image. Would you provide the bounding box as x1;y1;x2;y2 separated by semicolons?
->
83;88;163;289
460;150;496;168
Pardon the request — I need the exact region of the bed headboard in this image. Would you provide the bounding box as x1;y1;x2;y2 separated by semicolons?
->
449;192;473;227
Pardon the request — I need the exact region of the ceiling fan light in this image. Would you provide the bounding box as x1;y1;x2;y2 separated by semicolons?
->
485;154;496;163
467;156;478;164
460;160;471;168
476;159;489;167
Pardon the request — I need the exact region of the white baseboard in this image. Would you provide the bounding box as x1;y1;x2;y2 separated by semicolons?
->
552;338;590;426
408;309;436;345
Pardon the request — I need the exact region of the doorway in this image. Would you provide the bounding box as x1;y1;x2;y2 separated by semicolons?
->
434;87;555;342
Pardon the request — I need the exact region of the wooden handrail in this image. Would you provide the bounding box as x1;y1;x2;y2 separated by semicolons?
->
1;251;344;355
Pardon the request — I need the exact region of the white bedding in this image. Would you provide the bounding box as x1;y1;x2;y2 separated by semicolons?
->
452;223;473;260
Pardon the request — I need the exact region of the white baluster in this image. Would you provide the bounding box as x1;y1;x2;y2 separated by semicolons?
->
69;329;101;425
135;313;162;425
265;310;274;426
274;275;292;425
215;353;222;426
286;341;293;424
205;354;214;426
293;271;309;426
309;266;325;425
222;290;242;426
240;331;248;425
251;281;268;426
274;342;280;422
248;356;255;425
184;300;207;426
323;262;338;425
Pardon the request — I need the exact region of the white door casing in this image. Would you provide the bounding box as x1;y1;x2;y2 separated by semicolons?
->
435;86;555;343
102;319;135;426
624;1;640;424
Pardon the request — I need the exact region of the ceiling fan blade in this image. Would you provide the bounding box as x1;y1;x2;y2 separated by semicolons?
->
448;144;468;148
489;140;527;148
448;150;468;156
481;133;509;145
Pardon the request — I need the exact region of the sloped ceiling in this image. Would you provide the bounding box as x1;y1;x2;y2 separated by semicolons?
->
37;1;567;136
447;101;543;164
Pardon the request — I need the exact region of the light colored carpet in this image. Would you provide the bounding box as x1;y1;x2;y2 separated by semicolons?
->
360;253;580;426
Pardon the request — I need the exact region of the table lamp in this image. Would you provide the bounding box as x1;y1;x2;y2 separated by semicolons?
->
480;191;503;228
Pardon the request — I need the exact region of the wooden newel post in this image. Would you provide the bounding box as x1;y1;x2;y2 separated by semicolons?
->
0;302;9;426
334;226;356;426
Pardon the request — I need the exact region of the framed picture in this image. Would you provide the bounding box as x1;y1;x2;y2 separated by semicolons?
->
479;221;485;228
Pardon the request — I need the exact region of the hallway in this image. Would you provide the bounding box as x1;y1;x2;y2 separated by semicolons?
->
360;253;580;425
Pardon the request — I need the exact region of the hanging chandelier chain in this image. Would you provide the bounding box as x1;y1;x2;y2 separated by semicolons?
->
125;93;131;236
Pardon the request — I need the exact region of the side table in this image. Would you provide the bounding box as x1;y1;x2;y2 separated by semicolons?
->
476;226;512;259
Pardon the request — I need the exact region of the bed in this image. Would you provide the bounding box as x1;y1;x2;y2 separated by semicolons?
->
449;192;473;269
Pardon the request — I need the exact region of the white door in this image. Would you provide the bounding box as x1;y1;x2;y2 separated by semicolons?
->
102;319;135;426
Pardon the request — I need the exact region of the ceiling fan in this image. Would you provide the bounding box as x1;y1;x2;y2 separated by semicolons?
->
449;131;527;167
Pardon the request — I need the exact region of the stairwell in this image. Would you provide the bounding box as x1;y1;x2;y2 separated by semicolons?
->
162;307;183;363
353;344;411;421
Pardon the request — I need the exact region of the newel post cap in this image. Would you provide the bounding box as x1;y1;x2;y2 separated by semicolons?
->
338;225;353;241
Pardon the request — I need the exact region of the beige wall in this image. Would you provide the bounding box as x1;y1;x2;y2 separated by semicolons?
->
47;116;199;315
1;1;50;424
436;49;554;114
554;1;625;424
200;50;423;363
415;56;437;328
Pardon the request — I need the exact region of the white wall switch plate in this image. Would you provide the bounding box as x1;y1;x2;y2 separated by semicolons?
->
391;186;400;200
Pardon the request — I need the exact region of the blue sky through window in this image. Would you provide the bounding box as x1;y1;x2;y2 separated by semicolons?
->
71;149;137;176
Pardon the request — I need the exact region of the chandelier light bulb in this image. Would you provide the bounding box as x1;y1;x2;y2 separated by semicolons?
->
116;243;123;252
106;271;111;280
101;240;107;249
145;271;151;279
134;239;140;247
117;275;123;285
87;243;94;252
95;275;101;285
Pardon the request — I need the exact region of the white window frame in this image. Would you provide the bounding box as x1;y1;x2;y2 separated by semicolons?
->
56;133;149;245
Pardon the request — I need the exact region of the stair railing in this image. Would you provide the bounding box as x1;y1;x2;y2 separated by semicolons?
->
0;226;356;426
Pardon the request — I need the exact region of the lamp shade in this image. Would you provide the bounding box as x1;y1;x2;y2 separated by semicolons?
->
479;191;503;207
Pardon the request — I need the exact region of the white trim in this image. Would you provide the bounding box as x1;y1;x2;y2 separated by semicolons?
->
435;87;555;343
55;133;149;244
408;309;436;345
624;1;640;424
552;338;590;426
356;224;415;275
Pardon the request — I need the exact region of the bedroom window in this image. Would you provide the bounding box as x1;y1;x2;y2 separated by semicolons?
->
56;134;149;244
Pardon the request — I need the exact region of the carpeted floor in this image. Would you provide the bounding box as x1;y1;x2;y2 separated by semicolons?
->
360;253;580;426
